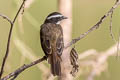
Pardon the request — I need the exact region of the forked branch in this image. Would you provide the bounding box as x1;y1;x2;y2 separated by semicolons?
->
65;0;120;49
0;0;26;79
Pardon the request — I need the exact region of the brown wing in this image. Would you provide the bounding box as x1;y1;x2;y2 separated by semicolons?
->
56;25;64;56
40;24;52;55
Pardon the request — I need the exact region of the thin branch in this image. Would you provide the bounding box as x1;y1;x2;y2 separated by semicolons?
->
12;0;26;24
0;14;12;24
65;0;120;49
109;11;117;43
1;56;47;80
10;74;18;80
0;0;26;79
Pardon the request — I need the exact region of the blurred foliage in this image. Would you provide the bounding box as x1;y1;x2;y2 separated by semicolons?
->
0;0;120;80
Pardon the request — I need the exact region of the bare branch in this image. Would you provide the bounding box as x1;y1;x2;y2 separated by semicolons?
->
0;14;12;24
1;56;47;80
65;0;120;49
0;0;26;79
109;11;116;43
10;74;18;80
12;0;26;24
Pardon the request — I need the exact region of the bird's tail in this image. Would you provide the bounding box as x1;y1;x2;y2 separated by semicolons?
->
49;52;62;76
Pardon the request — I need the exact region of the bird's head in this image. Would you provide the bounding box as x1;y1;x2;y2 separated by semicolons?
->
44;12;67;24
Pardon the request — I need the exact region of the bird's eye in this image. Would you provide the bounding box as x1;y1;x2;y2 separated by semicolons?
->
58;17;61;20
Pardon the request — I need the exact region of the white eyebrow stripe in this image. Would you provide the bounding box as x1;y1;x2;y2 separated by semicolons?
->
47;15;63;19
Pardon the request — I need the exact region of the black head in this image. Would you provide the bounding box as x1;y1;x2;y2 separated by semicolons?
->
44;12;67;24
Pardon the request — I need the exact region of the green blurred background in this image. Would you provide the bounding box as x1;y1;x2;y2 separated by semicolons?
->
0;0;120;80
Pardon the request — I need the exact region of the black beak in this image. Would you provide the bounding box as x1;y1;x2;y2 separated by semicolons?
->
63;16;68;19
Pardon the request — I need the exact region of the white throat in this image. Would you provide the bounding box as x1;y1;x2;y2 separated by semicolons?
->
56;21;60;24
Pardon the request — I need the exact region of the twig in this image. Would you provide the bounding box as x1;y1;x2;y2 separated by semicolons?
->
0;14;12;24
1;56;47;80
65;0;120;49
109;11;117;43
12;0;26;24
0;0;26;79
10;74;18;80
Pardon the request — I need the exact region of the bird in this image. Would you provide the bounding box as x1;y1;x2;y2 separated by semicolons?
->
40;12;67;76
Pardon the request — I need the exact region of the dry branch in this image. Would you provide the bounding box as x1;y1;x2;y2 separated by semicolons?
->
0;0;26;79
1;56;47;80
0;14;12;24
109;11;116;43
14;38;48;72
65;0;120;49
